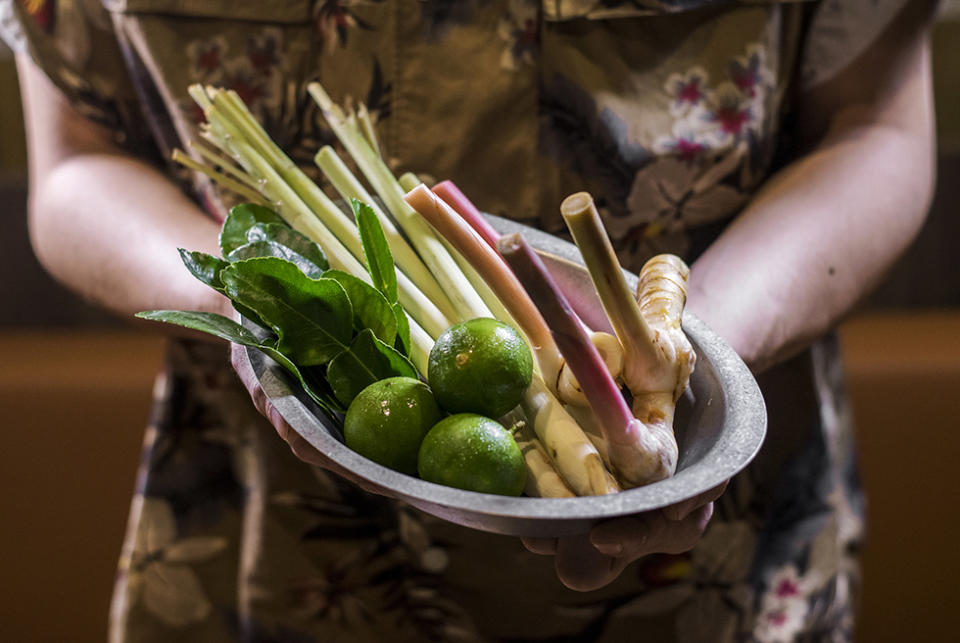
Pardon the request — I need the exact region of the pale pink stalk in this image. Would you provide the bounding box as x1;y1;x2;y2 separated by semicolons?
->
432;180;501;251
430;181;625;392
404;185;564;387
498;233;642;443
560;192;693;486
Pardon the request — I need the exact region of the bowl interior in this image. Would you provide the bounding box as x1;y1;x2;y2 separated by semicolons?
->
242;217;766;538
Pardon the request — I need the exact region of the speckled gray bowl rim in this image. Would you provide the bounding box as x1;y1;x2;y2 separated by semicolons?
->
239;215;767;537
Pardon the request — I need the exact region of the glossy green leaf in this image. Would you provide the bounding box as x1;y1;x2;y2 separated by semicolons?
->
135;310;341;413
352;199;397;303
176;250;265;328
247;223;329;271
326;329;418;406
228;240;325;279
220;203;285;257
220;257;353;366
179;249;228;289
322;269;397;346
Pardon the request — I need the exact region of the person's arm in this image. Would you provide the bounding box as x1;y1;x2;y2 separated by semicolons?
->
18;55;361;470
687;0;937;373
16;55;230;321
534;0;937;591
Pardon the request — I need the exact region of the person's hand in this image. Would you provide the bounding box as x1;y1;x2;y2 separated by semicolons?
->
522;482;727;591
230;342;393;497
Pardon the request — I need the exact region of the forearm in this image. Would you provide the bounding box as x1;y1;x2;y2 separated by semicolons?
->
686;3;935;373
687;120;934;373
17;54;229;326
29;153;230;321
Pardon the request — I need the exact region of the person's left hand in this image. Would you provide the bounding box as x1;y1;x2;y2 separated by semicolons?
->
522;482;727;591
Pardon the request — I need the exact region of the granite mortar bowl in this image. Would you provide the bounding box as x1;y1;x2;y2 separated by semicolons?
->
237;215;767;538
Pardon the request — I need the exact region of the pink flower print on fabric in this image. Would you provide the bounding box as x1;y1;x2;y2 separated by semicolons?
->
665;66;709;117
498;0;539;70
314;0;378;54
728;44;771;99
754;565;814;643
705;83;754;143
246;27;284;74
186;36;229;82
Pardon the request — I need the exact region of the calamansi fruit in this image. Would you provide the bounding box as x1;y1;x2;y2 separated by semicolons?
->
343;377;442;476
418;413;526;496
428;318;532;418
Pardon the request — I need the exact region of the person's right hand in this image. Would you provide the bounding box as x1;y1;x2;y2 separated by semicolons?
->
230;342;394;497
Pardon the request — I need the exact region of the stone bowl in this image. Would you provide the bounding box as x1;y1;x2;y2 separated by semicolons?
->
237;216;766;538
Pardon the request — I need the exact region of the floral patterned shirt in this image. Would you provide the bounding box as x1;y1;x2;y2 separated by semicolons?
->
2;0;911;641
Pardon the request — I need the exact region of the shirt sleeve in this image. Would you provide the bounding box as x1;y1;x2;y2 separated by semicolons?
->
0;0;145;146
800;0;927;89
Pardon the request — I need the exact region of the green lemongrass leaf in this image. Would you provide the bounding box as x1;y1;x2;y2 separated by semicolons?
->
136;310;342;413
326;328;418;405
247;223;329;271
220;257;353;366
352;198;397;303
322;269;397;346
220;203;286;256
228;240;326;279
392;303;411;356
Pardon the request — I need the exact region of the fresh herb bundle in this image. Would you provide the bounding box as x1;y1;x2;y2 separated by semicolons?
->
138;199;418;417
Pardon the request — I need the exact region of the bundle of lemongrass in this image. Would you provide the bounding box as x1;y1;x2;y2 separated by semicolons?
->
172;83;695;497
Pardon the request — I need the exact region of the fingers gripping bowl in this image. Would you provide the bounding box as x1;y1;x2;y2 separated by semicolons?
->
236;215;767;538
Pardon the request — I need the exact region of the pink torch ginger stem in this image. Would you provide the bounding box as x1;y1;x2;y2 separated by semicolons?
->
498;233;641;443
432;180;501;251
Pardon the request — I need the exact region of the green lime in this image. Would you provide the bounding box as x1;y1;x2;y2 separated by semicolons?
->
418;414;526;496
428;318;533;418
343;377;442;476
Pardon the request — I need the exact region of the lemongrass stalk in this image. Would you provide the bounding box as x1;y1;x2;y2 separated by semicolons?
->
356;102;381;158
171;149;268;205
193;90;452;342
315;146;458;323
499;233;664;488
188;140;261;191
514;422;575;498
404;184;563;388
521;376;620;496
398;172;421;193
560;192;661;392
308;82;490;321
188;84;213;112
230;140;365;275
221;139;444;370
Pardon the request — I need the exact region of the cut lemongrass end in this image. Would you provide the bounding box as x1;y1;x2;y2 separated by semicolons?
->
398;172;421;193
171;149;267;205
309;81;490;322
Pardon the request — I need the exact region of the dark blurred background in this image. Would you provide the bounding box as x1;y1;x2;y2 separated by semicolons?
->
2;7;959;642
